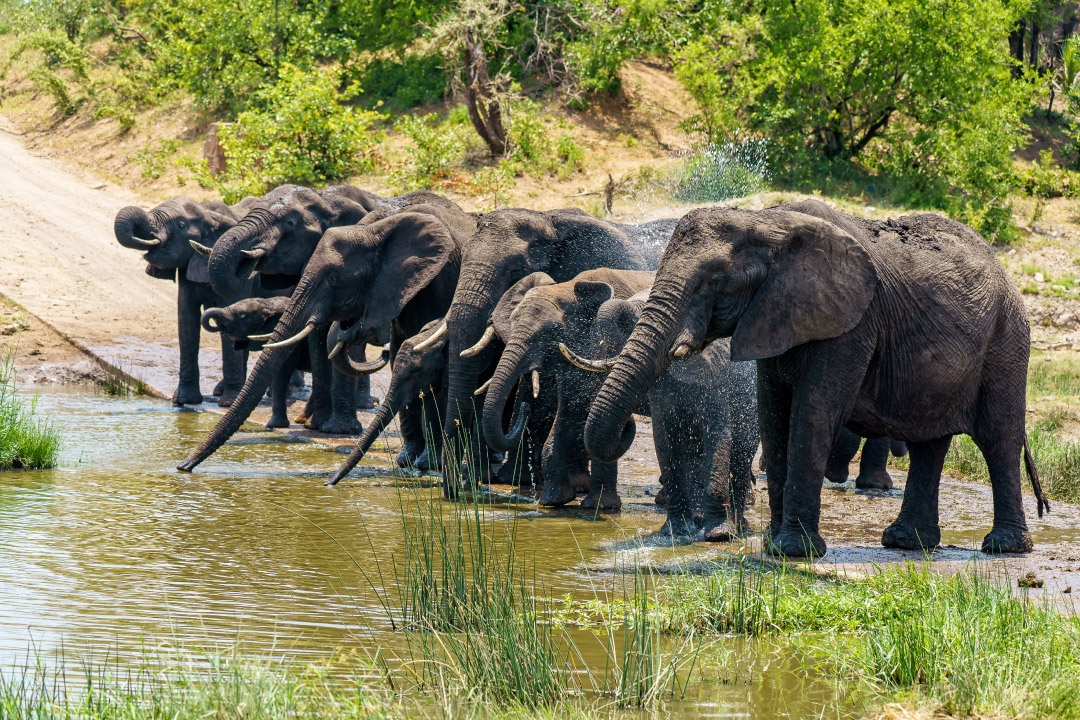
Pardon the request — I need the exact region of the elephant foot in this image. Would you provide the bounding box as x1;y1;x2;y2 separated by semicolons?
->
657;514;696;538
702;512;749;542
412;446;439;473
212;380;225;396
495;460;523;486
266;413;290;430
540;480;577;507
882;517;940;550
981;525;1033;555
319;414;363;436
172;386;203;406
569;471;591;494
824;464;849;484
217;391;240;408
397;443;427;468
654;485;669;507
305;409;331;430
581;485;621;512
355;394;379;410
855;470;894;491
766;525;827;558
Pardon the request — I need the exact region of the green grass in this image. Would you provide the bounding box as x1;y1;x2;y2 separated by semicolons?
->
0;351;60;470
97;363;148;397
559;559;1080;719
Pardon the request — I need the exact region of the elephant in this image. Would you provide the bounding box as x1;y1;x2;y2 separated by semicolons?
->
481;269;655;509
437;208;675;490
114;195;260;406
584;199;1049;557
177;203;477;472
824;428;909;490
327;318;448;485
197;184;455;433
201;297;382;430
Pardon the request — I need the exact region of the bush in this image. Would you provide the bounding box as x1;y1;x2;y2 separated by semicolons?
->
352;53;446;111
668;137;769;202
392;112;465;190
199;64;384;203
0;352;60;470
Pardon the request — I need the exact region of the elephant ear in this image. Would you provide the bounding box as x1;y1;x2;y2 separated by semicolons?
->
491;272;555;342
361;212;457;331
730;211;878;361
534;211;637;276
572;280;614;314
186;252;210;284
145;263;176;282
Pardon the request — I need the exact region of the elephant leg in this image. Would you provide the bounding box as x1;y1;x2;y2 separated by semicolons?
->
351;347;377;410
973;429;1033;554
397;400;428;468
540;408;579;507
173;277;203;405
267;350;299;429
581;460;620;512
756;360;791;542
855;436;894;490
320;367;363;435
882;436;951;550
701;428;738;542
217;337;247;408
825;427;862;484
290;370;305;388
302;329;332;429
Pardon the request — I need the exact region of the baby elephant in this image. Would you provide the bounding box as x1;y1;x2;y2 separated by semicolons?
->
565;289;760;537
825;428;908;489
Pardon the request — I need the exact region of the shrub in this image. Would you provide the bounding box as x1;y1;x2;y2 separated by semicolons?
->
199;64;384;203
668;137;769;202
352;53;446;111
392;112;465;190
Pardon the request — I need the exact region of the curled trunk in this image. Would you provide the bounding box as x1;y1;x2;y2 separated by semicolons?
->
201;307;227;334
177;282;317;471
208;211;272;298
481;340;533;452
114;206;162;249
331;348;390;377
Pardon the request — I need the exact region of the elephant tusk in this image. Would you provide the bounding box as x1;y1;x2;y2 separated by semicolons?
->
247;332;273;342
413;321;448;351
559;342;615;373
531;369;540;399
189;240;212;256
328;341;346;360
459;325;496;358
136;237;161;247
263;323;315;349
673;343;690;358
241;247;267;260
474;376;493;396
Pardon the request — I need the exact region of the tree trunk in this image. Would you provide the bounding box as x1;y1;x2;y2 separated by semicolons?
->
1031;19;1042;70
1010;19;1027;77
463;31;506;156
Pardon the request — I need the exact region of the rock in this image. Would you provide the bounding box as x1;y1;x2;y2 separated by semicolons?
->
1055;312;1077;327
1018;571;1044;589
1034;272;1045;283
1;321;28;335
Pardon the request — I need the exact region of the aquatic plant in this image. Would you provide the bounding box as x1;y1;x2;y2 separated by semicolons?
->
0;352;60;470
96;362;148;397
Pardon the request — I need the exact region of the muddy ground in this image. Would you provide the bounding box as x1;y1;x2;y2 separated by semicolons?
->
1;116;1078;606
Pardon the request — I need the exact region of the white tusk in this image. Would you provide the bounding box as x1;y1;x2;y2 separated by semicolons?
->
459;325;496;358
328;341;345;359
241;247;267;259
190;240;212;256
673;343;690;358
558;342;616;373
137;238;161;247
413;321;448;352
531;369;540;398
248;333;273;341
474;376;493;396
263;323;315;349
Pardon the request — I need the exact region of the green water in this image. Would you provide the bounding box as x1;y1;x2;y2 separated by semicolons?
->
0;387;863;718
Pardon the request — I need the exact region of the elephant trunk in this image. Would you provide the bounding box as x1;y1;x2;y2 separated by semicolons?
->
201;307;227;334
114;206;163;249
331;348;390;377
327;393;399;485
482;339;532;452
208;209;273;298
585;278;688;463
178;279;323;471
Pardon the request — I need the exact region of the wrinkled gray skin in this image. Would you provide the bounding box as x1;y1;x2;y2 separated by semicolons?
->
205;185;455;433
178;204;476;472
328;318;449;485
114;195;258;406
442;209;675;493
824;428;908;490
482;270;655;509
585;199;1048;557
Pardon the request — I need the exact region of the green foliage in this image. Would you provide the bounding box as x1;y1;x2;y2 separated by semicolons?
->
392;112;465;190
128;139;181;179
0;352;61;471
352;53;446;111
1020;149;1079;199
668;137;769;202
198;65;384;202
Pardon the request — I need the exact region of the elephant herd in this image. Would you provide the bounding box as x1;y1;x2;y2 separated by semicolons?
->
114;187;1049;557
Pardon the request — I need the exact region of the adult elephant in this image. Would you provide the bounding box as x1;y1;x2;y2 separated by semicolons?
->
177;204;476;472
200;185;454;432
436;208;674;488
114;195;257;406
584;200;1049;557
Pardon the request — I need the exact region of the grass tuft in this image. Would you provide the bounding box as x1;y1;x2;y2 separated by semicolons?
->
0;351;60;470
96;363;148;397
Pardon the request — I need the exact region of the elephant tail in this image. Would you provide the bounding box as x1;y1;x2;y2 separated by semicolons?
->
1023;436;1050;518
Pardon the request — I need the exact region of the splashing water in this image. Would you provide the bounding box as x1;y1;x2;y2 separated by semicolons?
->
669;137;770;203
